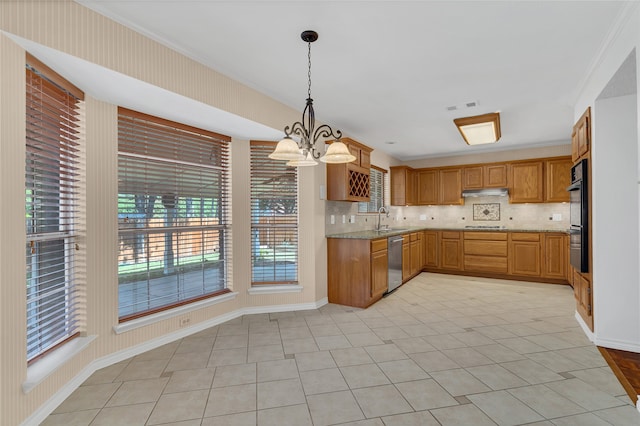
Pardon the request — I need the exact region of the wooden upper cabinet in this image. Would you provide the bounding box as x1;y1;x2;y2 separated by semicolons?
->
327;138;372;202
463;164;507;190
439;168;463;205
509;161;544;203
545;157;572;202
390;166;417;206
418;169;439;205
572;107;591;162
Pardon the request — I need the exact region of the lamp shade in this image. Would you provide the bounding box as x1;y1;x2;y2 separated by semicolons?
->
320;141;357;163
454;112;501;145
287;150;318;167
269;137;305;160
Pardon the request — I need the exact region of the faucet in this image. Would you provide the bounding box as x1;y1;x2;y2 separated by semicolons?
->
376;206;389;231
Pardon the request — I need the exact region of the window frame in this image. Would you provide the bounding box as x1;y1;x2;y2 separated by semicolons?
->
358;165;387;213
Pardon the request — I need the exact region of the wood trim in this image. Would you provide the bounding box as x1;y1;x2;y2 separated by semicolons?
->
371;164;387;174
420;268;568;285
598;346;640;405
26;53;84;100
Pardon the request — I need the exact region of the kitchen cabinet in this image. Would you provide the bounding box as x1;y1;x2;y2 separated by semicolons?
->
509;233;541;277
424;231;439;268
509;161;544;203
573;267;592;319
542;233;567;279
440;231;463;271
327;237;387;308
439;168;463;205
572;107;591;162
326;138;372;202
463;232;508;274
402;235;411;281
463;164;508;190
418;169;439;205
410;232;421;277
545;158;572;203
390;166;417;206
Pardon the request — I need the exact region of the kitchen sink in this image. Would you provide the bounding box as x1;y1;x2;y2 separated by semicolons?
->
374;228;410;233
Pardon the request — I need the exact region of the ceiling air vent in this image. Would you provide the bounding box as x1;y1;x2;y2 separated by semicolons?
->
465;101;478;108
446;105;458;111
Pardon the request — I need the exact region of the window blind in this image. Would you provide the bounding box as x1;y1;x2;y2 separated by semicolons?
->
117;108;231;320
250;141;298;284
26;61;84;363
359;167;386;213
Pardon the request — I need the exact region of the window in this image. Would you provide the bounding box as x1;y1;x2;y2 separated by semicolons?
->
26;56;84;363
117;108;230;320
250;141;298;284
358;166;386;213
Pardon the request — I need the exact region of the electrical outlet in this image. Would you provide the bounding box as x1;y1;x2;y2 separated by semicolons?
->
552;213;562;221
342;215;346;224
330;215;335;224
350;215;356;223
179;317;191;327
419;214;427;221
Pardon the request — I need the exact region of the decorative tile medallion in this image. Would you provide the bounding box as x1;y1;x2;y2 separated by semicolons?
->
473;203;500;221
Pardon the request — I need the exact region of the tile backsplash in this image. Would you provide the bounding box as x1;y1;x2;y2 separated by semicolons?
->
326;196;570;234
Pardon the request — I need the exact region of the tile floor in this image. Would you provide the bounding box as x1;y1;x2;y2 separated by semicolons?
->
42;273;640;425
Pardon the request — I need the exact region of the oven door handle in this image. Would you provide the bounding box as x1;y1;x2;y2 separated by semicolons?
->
567;181;581;192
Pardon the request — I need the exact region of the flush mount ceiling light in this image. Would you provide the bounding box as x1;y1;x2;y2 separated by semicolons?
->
453;112;501;145
269;30;355;166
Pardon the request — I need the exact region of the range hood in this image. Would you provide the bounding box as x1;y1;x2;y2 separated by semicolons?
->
461;188;509;197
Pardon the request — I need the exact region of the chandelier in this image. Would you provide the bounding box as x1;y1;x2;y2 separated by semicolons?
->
269;30;356;166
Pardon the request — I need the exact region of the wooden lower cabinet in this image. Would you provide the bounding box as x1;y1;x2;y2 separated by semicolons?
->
424;231;439;268
327;238;388;308
573;266;593;327
440;232;463;271
463;232;508;274
402;236;411;281
410;233;421;276
543;233;567;279
509;233;541;277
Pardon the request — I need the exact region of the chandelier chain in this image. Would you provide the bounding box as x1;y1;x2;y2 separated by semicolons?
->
307;41;312;99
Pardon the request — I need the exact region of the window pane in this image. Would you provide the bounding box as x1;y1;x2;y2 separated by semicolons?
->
359;168;385;213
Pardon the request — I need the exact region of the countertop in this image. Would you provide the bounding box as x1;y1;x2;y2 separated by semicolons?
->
326;227;570;239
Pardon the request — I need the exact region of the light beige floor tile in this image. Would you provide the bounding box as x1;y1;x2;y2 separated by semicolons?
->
496;337;548;354
257;378;306;409
422;334;467;350
330;347;374;366
213;363;256;388
294;350;336;371
430;368;491;396
316;334;353;350
340;363;390;388
213;334;248;350
376;359;430;383
115;359;169;381
345;332;385;347
52;383;121;413
306;390;365;426
40;409;99;426
217;323;249;336
555;347;608;369
372;326;411;340
106;377;168;406
364;343;408;362
524;334;578;351
175;336;215;354
337;419;385;426
397;324;438;337
473;343;526;363
279;326;312;340
545;378;625;411
247;344;284;363
468;390;545;425
208;347;247;367
474;325;518;340
300;367;349;395
381;410;440;425
431;403;498;426
568;367;627;396
165;351;210;372
549;412;611;426
248;332;281;347
82;362;129;385
467;363;531;391
508;384;585;418
282;337;319;354
592;405;640;425
442;347;494;367
204;383;257;417
257;358;299;382
91;402;155;425
309;324;343;337
391;337;436;354
395;378;458;410
132;342;179;361
338;322;372;334
164;367;215;393
501;359;564;385
526;351;588;372
147;389;209;425
410;350;461;372
202;411;256;426
257;404;312;426
352;384;413;417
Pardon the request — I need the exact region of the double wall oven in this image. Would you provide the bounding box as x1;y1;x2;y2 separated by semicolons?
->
568;159;588;272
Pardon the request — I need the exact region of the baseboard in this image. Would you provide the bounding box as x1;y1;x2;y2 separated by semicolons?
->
595;337;640;353
574;311;595;342
21;297;329;426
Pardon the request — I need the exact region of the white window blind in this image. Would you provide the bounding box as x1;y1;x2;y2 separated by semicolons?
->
26;59;84;363
117;108;231;320
250;141;298;284
359;167;386;213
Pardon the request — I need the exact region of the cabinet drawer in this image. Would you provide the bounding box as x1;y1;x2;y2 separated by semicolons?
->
371;238;388;252
464;255;508;273
464;240;507;256
441;231;461;240
463;232;507;241
510;232;540;241
410;232;419;242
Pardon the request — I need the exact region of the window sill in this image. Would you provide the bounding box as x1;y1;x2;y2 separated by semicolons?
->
248;284;303;295
113;291;238;335
23;335;97;394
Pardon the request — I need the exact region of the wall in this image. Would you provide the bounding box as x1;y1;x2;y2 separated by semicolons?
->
573;3;640;352
0;2;330;424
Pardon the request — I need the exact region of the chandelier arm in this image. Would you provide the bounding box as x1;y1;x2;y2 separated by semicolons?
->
313;124;343;145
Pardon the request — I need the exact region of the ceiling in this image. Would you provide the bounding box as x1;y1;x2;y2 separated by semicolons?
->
71;0;628;160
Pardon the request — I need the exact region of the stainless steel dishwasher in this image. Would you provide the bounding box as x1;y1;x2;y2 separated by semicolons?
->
387;236;403;293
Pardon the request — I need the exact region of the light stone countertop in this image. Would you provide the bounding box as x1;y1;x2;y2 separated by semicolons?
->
326;227;570;239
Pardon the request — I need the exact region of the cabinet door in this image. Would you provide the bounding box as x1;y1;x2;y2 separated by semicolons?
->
545;158;572;203
406;169;418;206
572;107;591;162
543;234;567;279
509;241;541;276
440;233;462;270
463;166;483;189
371;249;388;298
410;240;420;276
418;170;439;205
360;149;371;169
402;241;411;282
484;164;508;187
424;231;439;268
439;168;463;205
509;162;544;203
390;167;408;206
